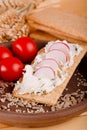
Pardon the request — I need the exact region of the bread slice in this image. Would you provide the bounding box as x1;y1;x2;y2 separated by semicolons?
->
13;43;87;106
27;7;87;43
29;21;87;45
55;0;87;18
30;30;57;42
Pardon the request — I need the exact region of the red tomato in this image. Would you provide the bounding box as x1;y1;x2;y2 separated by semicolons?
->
0;46;13;62
12;37;38;63
0;57;24;82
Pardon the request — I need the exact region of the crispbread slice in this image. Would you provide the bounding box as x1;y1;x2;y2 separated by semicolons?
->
13;45;87;106
30;30;57;42
27;7;87;42
29;21;87;45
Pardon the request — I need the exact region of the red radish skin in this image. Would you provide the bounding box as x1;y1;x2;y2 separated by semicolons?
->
48;42;70;51
34;66;55;79
36;58;60;72
48;42;70;61
57;42;70;49
46;49;67;65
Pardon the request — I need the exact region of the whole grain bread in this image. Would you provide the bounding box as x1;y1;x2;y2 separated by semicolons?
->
29;21;87;45
13;43;87;106
30;30;57;42
27;7;87;43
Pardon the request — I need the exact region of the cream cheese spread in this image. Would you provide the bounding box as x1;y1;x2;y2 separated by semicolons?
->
14;40;83;95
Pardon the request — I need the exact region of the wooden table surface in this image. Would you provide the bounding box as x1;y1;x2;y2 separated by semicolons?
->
0;112;87;130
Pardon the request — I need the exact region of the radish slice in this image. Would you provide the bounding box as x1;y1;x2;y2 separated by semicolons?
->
47;42;70;62
48;42;70;52
46;49;67;64
36;58;60;72
34;66;55;79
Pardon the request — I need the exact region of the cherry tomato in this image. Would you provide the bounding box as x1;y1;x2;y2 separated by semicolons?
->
0;57;24;82
12;37;38;63
0;46;13;62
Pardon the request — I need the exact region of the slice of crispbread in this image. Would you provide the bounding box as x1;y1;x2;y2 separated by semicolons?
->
30;30;57;42
13;45;87;106
29;21;87;45
27;7;87;42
